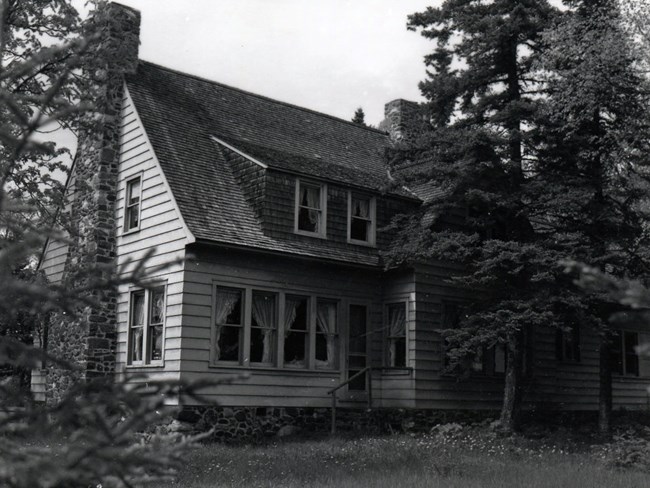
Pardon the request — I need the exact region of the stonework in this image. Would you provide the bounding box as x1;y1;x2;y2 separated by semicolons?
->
175;406;494;442
378;99;429;145
44;4;141;404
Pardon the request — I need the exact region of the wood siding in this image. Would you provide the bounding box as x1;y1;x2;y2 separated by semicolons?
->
114;84;192;387
179;247;418;408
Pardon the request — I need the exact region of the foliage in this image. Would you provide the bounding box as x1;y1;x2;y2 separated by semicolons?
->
0;1;218;486
351;107;366;126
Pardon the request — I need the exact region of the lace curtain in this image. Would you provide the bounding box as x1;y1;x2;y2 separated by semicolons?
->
213;289;241;361
252;294;275;363
352;198;369;218
301;185;321;226
388;304;406;367
131;293;145;361
316;302;337;368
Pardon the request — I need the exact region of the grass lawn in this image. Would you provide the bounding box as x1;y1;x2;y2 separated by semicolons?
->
161;429;650;488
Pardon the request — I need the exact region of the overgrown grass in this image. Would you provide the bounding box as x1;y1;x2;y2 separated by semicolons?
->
162;427;650;488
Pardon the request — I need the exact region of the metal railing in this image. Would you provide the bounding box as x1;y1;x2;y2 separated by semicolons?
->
327;366;412;434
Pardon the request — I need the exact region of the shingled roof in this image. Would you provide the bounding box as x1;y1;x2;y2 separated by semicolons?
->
125;61;417;266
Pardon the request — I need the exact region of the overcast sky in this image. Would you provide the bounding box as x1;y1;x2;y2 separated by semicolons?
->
111;0;440;126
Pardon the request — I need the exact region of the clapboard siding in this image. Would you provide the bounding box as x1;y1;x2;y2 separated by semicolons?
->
413;261;650;411
177;247;424;407
113;84;191;389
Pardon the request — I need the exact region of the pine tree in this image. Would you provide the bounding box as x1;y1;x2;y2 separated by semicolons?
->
532;0;650;435
390;0;560;432
351;107;366;126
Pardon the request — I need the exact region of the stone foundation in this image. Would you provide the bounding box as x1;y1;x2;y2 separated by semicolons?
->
176;406;496;442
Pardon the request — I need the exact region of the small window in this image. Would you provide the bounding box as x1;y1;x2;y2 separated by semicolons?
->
250;291;277;365
556;325;581;362
386;302;407;367
124;176;142;233
284;295;309;368
214;287;244;363
348;193;375;245
611;330;639;376
128;286;166;365
316;300;338;370
295;180;326;236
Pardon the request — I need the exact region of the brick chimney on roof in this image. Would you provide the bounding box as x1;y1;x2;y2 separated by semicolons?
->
379;99;427;145
44;2;141;404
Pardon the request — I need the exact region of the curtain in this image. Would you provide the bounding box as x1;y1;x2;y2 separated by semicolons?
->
252;294;275;363
388;305;406;337
317;302;337;368
283;297;300;333
302;186;321;226
213;289;240;361
151;290;165;323
353;198;369;218
133;293;145;325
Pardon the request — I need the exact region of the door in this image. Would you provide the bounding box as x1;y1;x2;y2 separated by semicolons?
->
348;304;368;390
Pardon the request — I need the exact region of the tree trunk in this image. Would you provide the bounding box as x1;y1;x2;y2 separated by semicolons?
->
500;329;524;433
598;332;612;437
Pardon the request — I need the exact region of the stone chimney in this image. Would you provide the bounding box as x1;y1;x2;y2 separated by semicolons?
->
378;99;428;145
45;3;141;404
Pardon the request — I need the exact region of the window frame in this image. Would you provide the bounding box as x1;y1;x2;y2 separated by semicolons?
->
126;284;166;367
347;191;376;246
210;282;341;372
384;301;408;368
123;173;143;235
294;179;327;238
611;330;640;377
212;286;246;366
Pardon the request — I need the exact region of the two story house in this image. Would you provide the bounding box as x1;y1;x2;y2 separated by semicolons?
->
34;3;650;428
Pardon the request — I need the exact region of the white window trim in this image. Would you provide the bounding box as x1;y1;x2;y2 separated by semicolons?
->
123;173;144;235
294;178;327;238
347;191;376;246
126;283;166;368
210;281;341;372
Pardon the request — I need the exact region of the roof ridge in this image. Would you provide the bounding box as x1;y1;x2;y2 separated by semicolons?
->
137;59;389;137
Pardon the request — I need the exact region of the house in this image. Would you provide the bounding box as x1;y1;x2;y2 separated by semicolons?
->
33;3;650;429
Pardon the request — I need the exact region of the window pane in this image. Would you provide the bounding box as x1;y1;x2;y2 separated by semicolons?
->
130;326;143;362
251;292;277;364
625;332;639;376
284;331;307;367
349;305;367;354
128;178;141;204
300;185;320;209
298;207;320;232
150;287;165;324
150;324;163;361
126;205;139;230
132;292;145;325
251;327;275;364
351;218;369;241
391;338;406;367
217;325;241;361
352;197;369;218
284;296;308;367
216;288;243;325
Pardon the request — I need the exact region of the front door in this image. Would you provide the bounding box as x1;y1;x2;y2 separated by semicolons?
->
347;304;368;391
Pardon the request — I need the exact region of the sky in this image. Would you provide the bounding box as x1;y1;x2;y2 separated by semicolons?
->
109;0;440;126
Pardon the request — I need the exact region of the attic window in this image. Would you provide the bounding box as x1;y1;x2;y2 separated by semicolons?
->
348;192;376;245
124;175;142;233
295;179;327;237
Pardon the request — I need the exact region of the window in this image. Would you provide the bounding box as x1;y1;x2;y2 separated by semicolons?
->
128;286;165;365
556;325;580;362
348;193;376;245
214;287;244;363
441;301;505;375
284;295;309;368
251;291;277;365
386;302;407;367
295;180;326;236
316;300;338;370
611;330;639;376
124;176;142;233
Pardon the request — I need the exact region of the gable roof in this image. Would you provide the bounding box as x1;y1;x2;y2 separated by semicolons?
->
125;61;417;266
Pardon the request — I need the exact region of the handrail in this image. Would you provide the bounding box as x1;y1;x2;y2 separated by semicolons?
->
327;366;413;434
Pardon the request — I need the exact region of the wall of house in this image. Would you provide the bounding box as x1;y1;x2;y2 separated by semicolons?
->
412;262;650;411
113;85;192;386
179;247;419;408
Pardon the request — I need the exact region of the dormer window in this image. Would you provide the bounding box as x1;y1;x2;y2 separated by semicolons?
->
295;179;327;237
348;192;375;245
124;175;142;233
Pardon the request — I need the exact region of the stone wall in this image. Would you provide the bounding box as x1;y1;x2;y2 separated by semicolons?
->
175;406;495;442
44;3;141;404
378;99;429;145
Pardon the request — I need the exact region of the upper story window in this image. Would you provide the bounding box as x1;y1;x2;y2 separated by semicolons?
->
128;285;166;365
348;192;376;245
124;175;142;233
295;179;327;237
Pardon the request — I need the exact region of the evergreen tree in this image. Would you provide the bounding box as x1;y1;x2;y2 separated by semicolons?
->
532;0;650;434
352;107;366;126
